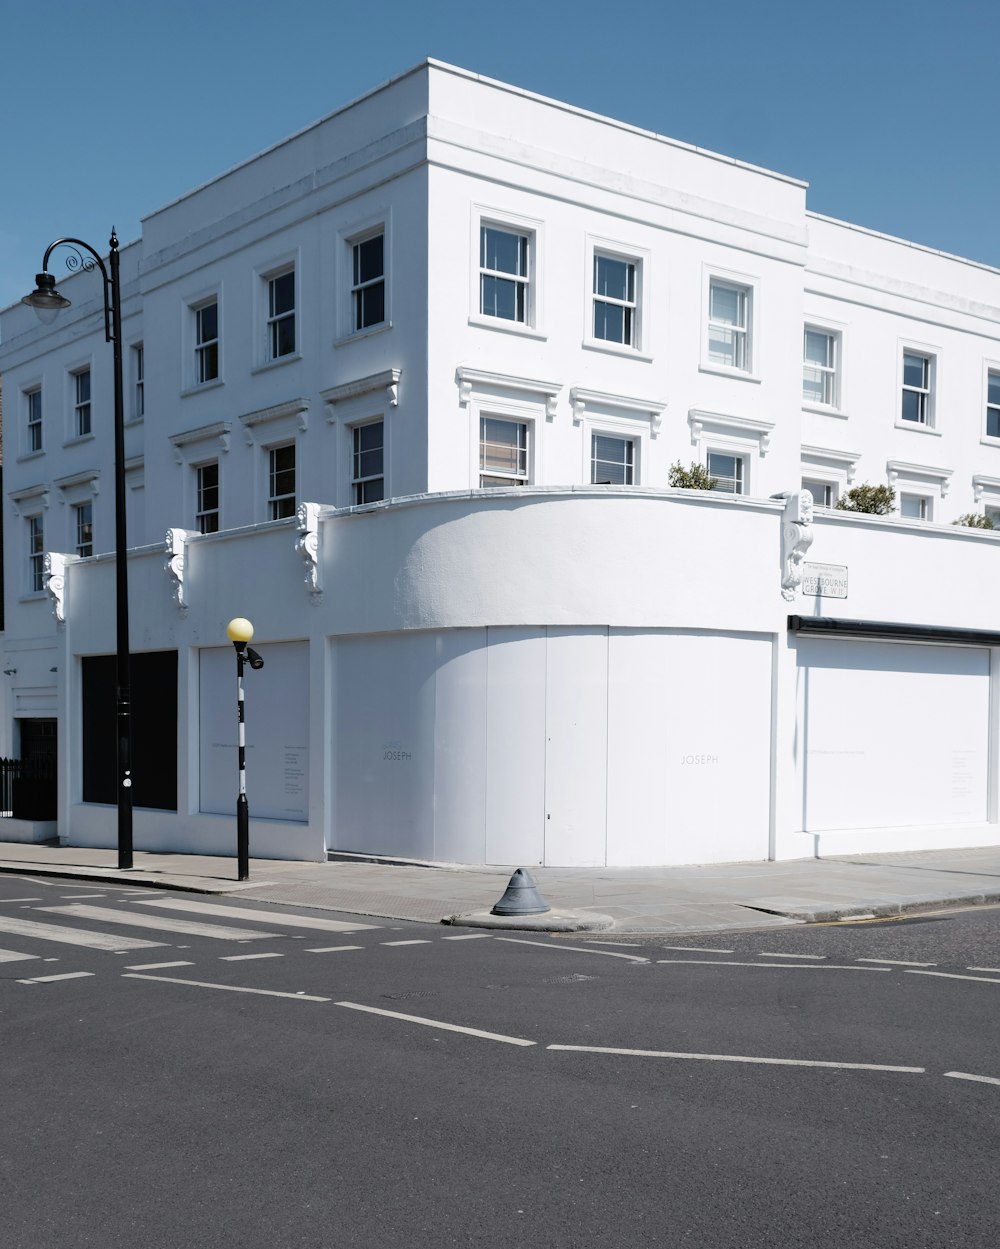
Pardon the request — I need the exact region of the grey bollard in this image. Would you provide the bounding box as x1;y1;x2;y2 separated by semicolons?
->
491;868;551;916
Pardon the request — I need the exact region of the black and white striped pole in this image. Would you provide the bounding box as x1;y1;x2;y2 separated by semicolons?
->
227;618;264;881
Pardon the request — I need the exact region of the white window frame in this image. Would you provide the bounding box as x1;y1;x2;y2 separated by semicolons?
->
267;442;297;519
72;366;92;439
583;236;651;359
982;362;1000;445
131;342;144;422
801;478;836;508
590;431;636;485
702;267;760;381
802;323;844;412
706;448;747;495
195;460;220;534
899;492;930;521
351;228;386;334
27;514;45;594
25;386;42;455
799;445;860;509
350;419;385;505
74;501;94;557
194;299;220;385
253;254;301;370
469;206;544;337
570;395;661;487
479;415;530;488
896;342;939;432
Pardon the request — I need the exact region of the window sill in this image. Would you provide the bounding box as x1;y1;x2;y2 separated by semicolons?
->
802;402;848;420
181;377;225;398
581;338;653;363
19;592;48;604
698;362;762;384
979;435;1000;449
894;420;941;436
62;434;95;449
334;321;392;349
251;352;303;376
125;416;145;427
17;449;45;463
468;314;547;342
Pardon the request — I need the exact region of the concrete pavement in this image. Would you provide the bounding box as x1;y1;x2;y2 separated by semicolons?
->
2;839;1000;933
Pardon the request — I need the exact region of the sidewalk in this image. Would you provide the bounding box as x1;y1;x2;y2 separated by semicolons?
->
2;840;1000;934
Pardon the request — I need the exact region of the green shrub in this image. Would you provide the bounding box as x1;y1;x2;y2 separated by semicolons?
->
835;483;896;515
952;513;995;529
668;461;717;490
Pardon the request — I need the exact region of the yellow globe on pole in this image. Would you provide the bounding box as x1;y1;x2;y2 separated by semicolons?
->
227;617;254;644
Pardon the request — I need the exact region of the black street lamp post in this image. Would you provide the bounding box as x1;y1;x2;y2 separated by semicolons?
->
22;231;133;870
226;618;264;881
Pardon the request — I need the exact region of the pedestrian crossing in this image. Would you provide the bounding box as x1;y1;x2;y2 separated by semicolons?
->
0;893;382;977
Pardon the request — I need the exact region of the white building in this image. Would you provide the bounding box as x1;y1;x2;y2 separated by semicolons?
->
1;60;999;866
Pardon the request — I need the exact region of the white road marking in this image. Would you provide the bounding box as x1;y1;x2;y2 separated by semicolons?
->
758;952;826;960
547;1044;924;1073
905;969;1000;985
306;945;363;954
943;1071;1000;1087
335;1001;536;1046
967;966;1000;974
440;934;493;941
122;973;329;1001
0;948;39;964
131;898;378;932
660;945;735;954
41;904;275;941
2;897;43;903
17;971;95;985
125;961;194;971
0;915;163;952
381;940;431;947
497;937;648;963
60;894;106;899
220;952;284;961
857;958;937;967
657;959;890;971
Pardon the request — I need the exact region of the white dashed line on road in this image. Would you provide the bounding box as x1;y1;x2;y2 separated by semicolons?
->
758;952;826;960
131;898;378;933
335;1000;536;1046
905;969;1000;985
657;959;891;971
547;1043;925;1073
660;946;735;954
122;973;329;1001
125;961;194;971
440;934;493;940
306;945;364;954
943;1071;1000;1087
967;966;1000;974
381;940;431;947
17;971;95;985
220;952;285;961
497;938;649;963
857;958;937;967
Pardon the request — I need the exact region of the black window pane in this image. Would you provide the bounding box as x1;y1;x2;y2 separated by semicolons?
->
356;282;385;329
482;227;523;275
198;303;218;342
355;235;384;284
270;272;294;315
273;314;295;357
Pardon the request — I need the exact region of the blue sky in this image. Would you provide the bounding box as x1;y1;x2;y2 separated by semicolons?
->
2;0;999;314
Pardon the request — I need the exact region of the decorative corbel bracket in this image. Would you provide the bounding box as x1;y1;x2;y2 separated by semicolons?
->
295;502;322;597
779;491;814;602
164;528;191;611
43;552;68;624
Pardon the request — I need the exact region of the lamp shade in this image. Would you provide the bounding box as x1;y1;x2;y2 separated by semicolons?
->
226;617;254;643
22;272;72;324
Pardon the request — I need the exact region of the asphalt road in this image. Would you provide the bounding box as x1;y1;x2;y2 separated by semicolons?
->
2;874;999;1248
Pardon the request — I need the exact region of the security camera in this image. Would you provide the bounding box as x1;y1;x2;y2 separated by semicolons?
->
247;647;265;671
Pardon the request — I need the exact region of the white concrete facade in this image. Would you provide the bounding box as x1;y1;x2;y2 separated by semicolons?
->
2;60;999;865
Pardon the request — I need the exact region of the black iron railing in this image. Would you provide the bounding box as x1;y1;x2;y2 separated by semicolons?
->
0;756;57;820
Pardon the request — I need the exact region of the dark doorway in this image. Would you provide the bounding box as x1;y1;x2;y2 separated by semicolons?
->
81;651;178;810
11;719;58;820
